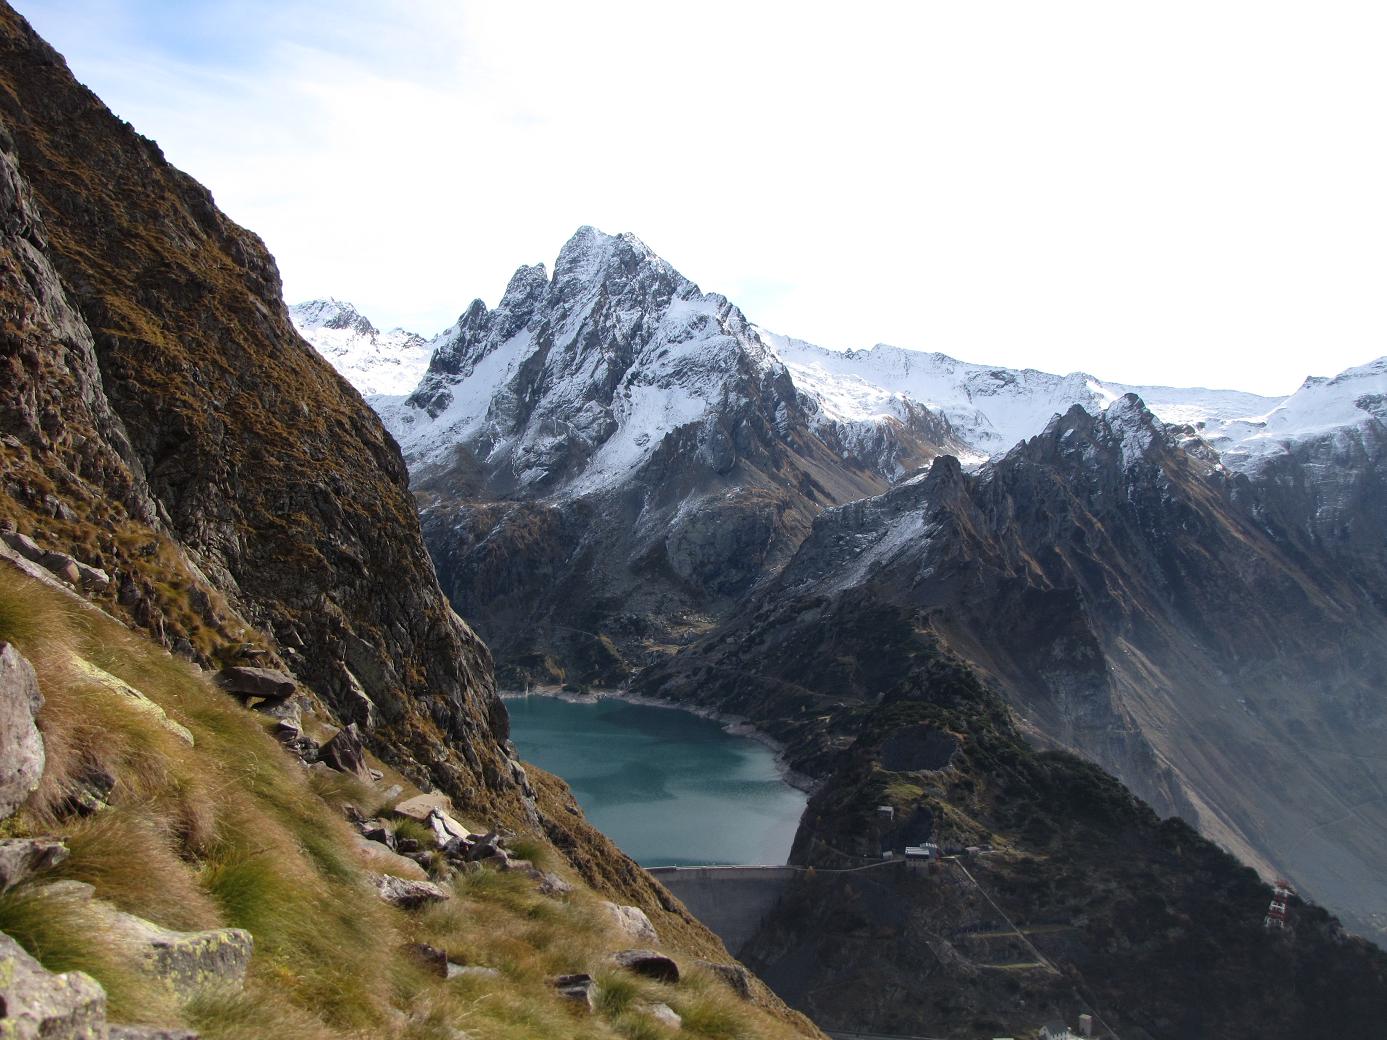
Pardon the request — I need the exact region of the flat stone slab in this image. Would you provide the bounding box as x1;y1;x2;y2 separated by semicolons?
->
215;666;296;701
391;792;457;823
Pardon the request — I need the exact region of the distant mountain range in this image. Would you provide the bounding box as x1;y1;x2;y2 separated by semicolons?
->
292;227;1387;953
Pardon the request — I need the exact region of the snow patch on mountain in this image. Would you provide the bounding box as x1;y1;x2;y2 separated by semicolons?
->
758;330;1285;466
289;299;431;396
1200;356;1387;471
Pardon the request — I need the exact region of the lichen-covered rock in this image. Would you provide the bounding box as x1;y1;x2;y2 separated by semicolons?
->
0;530;42;561
108;1028;200;1040
0;641;43;820
0;929;107;1039
86;902;251;1000
0;837;68;890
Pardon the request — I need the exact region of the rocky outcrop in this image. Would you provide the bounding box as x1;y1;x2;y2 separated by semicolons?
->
0;641;42;819
0;930;106;1039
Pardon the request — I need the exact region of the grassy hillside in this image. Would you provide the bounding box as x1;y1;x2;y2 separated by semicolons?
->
0;568;818;1040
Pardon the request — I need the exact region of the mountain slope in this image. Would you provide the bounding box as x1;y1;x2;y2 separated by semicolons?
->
289;298;431;396
640;388;1387;945
0;13;822;1039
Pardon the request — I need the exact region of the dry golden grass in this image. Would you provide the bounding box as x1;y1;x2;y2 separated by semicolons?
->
0;571;815;1040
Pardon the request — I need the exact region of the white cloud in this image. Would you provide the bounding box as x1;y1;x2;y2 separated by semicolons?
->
20;0;1387;395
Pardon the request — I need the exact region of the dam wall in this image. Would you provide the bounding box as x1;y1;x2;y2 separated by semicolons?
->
647;865;800;956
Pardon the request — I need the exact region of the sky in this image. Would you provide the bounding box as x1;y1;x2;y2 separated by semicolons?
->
19;1;1387;396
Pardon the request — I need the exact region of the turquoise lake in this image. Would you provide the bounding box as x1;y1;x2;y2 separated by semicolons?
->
505;694;807;867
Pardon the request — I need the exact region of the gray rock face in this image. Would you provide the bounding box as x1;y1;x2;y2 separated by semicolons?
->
0;642;44;820
0;929;106;1039
0;837;68;890
108;1028;200;1040
641;1001;682;1028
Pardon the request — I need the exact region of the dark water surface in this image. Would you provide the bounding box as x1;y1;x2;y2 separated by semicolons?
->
506;694;806;866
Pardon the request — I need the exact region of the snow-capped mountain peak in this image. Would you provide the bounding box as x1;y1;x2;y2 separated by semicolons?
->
289;299;432;397
387;226;787;497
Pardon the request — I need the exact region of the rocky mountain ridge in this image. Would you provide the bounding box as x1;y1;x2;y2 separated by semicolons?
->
641;390;1387;943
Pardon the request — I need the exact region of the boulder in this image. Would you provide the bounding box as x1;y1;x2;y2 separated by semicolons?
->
0;530;43;561
0;930;107;1039
552;972;596;1012
642;1002;683;1028
370;873;449;909
608;949;680;983
696;959;754;999
87;902;252;1000
360;820;395;849
73;562;110;590
38;550;80;584
600;902;659;944
70;657;194;745
0;837;69;891
109;1028;201;1040
215;666;296;701
318;723;370;781
0;642;44;820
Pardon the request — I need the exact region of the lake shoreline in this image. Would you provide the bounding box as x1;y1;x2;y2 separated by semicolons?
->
499;685;820;796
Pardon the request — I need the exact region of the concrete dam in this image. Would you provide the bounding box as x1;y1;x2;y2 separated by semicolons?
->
646;865;800;956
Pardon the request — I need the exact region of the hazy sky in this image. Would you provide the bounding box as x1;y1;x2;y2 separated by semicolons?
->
20;1;1387;395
